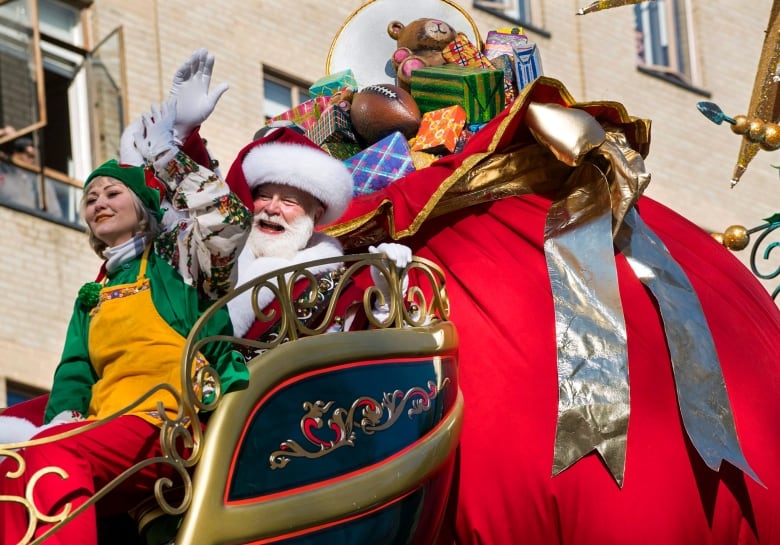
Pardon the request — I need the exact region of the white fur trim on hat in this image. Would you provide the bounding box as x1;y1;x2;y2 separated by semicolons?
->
241;142;353;226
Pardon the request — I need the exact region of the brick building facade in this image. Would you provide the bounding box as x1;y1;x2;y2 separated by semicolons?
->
1;0;777;403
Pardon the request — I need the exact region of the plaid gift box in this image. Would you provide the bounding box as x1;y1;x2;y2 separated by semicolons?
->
321;141;362;161
410;65;506;124
442;33;496;70
411;105;467;154
267;96;330;132
344;131;416;196
309;69;358;98
305;106;357;146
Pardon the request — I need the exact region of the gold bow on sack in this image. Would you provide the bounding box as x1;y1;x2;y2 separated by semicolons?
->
530;102;760;487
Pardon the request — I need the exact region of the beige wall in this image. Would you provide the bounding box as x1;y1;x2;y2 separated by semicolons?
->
2;1;777;401
0;207;101;396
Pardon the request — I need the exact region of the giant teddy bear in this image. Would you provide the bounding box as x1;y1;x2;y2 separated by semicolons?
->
387;17;459;90
326;76;780;545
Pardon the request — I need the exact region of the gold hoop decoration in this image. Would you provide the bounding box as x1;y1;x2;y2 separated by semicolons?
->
326;0;483;89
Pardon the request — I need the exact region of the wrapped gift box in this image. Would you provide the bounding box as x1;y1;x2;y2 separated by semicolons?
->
489;54;518;102
344;131;416;196
411;150;439;170
484;29;543;91
453;127;475;154
410;65;506;125
483;28;528;59
321;141;362;160
512;41;544;90
309;69;358;98
306;106;357;146
267;96;330;132
442;33;496;70
411;105;467;154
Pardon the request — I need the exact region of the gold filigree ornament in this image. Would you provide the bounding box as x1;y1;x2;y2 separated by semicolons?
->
269;378;450;469
0;380;204;545
201;253;449;357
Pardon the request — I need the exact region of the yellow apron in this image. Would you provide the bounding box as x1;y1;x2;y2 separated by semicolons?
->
87;245;204;426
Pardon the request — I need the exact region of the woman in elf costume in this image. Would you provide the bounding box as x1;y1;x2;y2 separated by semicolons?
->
0;98;251;545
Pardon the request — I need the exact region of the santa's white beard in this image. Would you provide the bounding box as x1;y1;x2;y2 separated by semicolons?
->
246;212;315;260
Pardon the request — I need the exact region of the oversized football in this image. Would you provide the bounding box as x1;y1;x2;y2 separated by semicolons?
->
350;83;421;146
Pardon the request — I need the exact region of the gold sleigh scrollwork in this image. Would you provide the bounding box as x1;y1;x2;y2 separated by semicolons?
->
269;378;451;469
0;254;448;545
0;380;202;545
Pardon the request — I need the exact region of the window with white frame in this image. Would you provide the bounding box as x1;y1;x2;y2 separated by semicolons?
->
634;0;697;85
262;67;311;123
0;0;125;225
474;0;533;25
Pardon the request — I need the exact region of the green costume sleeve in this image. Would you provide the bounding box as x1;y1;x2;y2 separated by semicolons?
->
44;301;98;423
197;305;249;398
146;251;249;399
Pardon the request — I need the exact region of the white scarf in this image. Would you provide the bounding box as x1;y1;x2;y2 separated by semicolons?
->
103;235;147;273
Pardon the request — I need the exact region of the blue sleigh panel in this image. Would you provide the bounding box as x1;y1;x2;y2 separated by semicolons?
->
177;323;462;545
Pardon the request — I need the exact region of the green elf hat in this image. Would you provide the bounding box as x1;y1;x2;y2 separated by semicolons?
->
85;159;165;220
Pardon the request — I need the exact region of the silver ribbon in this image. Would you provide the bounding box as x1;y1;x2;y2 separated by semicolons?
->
546;163;630;486
615;209;762;485
536;102;759;486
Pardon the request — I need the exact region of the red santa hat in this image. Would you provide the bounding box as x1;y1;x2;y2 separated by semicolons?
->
225;127;354;226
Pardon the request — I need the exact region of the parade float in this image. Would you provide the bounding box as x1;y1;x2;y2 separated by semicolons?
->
2;1;780;544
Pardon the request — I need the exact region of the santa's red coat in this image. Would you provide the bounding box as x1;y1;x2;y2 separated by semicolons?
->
329;80;780;545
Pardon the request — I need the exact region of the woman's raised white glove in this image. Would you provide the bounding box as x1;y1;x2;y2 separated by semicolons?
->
133;99;178;175
119;118;144;166
168;48;229;144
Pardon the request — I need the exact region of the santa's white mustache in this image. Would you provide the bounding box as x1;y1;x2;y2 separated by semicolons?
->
254;212;288;231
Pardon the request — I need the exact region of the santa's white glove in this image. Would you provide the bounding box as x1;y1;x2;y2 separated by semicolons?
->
368;244;412;320
134;99;178;175
168;48;229;145
119;118;144;166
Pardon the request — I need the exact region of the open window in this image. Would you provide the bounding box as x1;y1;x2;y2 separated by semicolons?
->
0;0;126;224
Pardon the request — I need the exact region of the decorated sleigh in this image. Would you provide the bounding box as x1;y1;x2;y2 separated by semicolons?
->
4;0;780;543
0;253;460;545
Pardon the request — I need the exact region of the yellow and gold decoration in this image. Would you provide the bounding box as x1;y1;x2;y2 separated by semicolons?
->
576;0;652;16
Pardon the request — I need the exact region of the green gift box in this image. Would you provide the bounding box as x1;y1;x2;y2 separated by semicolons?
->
410;65;506;124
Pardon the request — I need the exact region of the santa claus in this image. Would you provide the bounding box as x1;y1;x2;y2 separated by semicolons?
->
224;126;411;341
